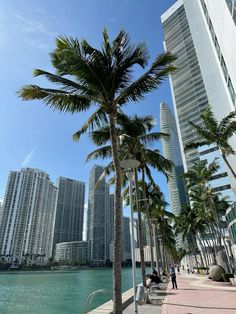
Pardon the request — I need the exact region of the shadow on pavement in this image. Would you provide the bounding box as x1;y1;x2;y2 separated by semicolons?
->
163;302;236;310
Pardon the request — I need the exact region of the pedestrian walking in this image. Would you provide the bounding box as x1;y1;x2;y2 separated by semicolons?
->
187;264;190;274
169;265;178;289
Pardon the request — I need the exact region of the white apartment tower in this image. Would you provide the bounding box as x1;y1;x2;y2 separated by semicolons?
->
160;102;188;248
161;0;236;201
0;168;57;263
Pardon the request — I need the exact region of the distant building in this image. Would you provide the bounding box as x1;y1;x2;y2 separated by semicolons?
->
0;168;57;264
53;177;85;252
105;194;114;261
160;102;188;248
0;200;3;228
122;216;131;261
55;241;89;262
87;165;114;264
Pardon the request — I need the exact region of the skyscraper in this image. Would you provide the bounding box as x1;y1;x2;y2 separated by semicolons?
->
53;177;85;250
0;168;57;263
0;200;3;228
161;0;236;200
122;216;131;261
87;165;114;264
160;102;188;247
105;193;114;261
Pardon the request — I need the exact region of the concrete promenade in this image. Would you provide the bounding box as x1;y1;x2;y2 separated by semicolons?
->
124;273;236;314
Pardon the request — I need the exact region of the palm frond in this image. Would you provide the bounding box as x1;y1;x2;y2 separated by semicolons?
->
73;109;108;141
184;140;209;152
188;121;214;143
86;145;112;162
90;126;111;146
139;132;169;144
19;85;92;113
115;52;176;105
95;161;114;189
200;106;218;134
33;69;95;96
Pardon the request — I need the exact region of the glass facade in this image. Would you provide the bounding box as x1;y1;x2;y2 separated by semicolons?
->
53;177;85;251
87;165;113;263
227;203;236;244
225;0;236;24
201;0;236;105
55;241;89;262
162;4;209;169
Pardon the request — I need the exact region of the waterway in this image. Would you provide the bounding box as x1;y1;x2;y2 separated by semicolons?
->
0;268;146;314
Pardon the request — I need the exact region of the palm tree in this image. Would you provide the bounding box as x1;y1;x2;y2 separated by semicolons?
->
183;159;232;271
146;184;175;272
185;106;236;179
87;113;172;285
19;30;176;313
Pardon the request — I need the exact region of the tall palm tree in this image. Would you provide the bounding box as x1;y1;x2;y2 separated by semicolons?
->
146;184;175;271
185;106;236;179
19;30;175;313
183;160;232;271
87;113;172;285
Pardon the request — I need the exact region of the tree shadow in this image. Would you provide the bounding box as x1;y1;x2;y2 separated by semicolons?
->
163;302;236;310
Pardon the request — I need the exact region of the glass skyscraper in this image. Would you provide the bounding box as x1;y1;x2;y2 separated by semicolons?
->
87;165;114;264
53;177;85;251
160;102;188;248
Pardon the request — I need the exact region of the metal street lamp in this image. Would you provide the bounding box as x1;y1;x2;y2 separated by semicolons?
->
120;159;140;314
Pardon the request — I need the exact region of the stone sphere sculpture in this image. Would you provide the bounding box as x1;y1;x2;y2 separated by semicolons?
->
209;265;225;281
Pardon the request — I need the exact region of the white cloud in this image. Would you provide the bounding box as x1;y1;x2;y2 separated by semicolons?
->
22;147;36;168
14;14;57;49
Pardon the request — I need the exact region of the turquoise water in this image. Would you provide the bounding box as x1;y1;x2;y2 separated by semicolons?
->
0;268;145;314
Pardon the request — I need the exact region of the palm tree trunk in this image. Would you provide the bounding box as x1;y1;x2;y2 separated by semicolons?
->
146;212;155;269
210;198;233;272
134;169;146;287
141;168;155;269
153;224;161;275
221;153;236;179
109;112;122;314
196;234;207;267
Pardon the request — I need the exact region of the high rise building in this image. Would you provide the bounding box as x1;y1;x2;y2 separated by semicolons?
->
160;102;188;248
0;200;3;228
105;193;114;261
0;168;57;263
87;165;113;264
161;0;236;200
53;177;85;251
122;216;131;261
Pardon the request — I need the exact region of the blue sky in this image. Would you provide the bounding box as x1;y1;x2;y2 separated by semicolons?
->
0;0;176;209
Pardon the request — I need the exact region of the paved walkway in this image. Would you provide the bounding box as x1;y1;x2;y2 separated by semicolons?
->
124;273;236;314
162;274;236;314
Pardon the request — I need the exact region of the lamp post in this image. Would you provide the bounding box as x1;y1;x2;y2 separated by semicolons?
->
120;159;140;314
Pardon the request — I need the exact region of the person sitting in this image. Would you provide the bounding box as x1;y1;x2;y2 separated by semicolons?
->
147;270;162;293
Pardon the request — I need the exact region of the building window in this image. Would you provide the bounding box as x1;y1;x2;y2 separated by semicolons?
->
226;0;233;12
200;0;236;106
